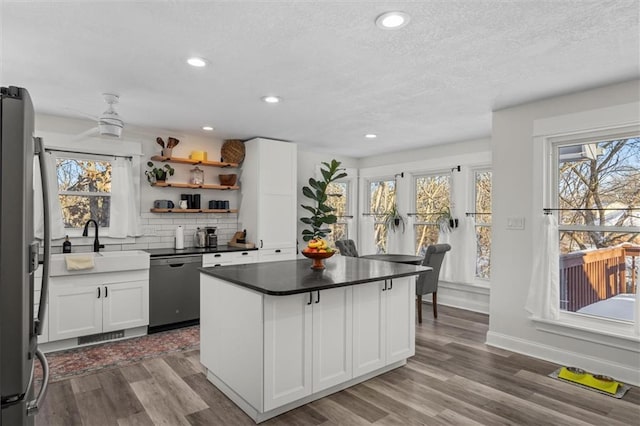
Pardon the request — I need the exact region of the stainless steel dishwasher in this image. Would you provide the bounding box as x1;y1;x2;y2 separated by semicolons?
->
149;254;202;332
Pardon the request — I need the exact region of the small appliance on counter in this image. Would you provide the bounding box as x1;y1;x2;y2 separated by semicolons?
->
194;227;206;248
205;227;217;248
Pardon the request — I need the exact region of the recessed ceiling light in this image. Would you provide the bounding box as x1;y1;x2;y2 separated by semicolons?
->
365;134;377;139
261;96;281;103
202;126;214;131
375;11;410;29
187;57;207;67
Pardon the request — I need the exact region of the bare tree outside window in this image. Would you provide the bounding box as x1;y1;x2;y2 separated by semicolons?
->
414;174;450;256
369;179;395;253
325;181;348;248
556;137;639;320
57;158;112;228
475;170;492;279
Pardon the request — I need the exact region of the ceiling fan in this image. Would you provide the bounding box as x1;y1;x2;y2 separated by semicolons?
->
73;93;124;139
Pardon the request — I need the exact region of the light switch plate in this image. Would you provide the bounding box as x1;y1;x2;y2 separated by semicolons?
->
507;217;525;230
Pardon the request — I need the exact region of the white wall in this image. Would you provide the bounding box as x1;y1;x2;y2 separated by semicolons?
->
35;114;240;251
488;80;640;384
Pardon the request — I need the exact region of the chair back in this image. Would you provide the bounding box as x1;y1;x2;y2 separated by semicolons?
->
335;239;359;257
416;243;451;295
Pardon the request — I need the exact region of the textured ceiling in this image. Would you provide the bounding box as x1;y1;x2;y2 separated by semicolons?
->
1;1;638;157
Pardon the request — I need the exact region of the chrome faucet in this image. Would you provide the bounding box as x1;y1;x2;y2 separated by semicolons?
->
82;219;104;253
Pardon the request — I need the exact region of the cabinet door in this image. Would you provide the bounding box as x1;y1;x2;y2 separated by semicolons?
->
102;280;149;332
257;140;296;249
263;293;312;411
385;277;415;364
312;286;353;393
49;283;102;341
352;281;387;377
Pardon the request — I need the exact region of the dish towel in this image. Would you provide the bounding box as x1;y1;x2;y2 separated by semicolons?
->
65;255;95;271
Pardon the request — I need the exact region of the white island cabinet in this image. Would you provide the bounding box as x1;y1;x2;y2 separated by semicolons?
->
200;257;426;423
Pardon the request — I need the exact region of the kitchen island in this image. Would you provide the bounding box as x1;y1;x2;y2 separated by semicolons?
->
199;257;429;423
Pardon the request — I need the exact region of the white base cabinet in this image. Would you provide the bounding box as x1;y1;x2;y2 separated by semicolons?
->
201;274;414;422
202;250;258;267
263;286;352;411
352;277;415;377
48;269;149;342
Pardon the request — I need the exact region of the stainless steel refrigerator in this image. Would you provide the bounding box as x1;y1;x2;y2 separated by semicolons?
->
1;86;50;425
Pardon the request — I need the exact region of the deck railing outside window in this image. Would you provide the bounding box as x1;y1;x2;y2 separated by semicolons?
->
559;243;639;312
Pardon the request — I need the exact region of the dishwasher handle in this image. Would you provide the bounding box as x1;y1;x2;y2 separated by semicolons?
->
151;255;202;267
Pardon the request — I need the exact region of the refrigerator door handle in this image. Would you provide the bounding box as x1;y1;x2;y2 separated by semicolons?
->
26;348;49;416
34;137;50;336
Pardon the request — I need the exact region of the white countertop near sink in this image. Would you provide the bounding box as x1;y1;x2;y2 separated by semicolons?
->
49;250;150;276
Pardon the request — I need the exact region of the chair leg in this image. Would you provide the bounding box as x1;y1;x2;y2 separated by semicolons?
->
432;292;437;318
416;295;422;324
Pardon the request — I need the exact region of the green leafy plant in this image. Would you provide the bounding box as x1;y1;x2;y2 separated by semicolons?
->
435;206;457;231
300;159;347;241
145;161;175;184
382;203;406;233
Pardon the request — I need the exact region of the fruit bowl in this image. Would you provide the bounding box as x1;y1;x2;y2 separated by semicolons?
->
301;250;335;270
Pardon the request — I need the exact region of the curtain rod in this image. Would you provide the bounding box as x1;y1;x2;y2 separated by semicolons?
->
45;147;133;160
543;208;638;212
465;212;492;216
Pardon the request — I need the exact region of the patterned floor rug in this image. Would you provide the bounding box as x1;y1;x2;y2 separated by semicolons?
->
38;325;199;383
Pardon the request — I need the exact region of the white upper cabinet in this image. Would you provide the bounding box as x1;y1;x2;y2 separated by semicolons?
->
239;138;297;251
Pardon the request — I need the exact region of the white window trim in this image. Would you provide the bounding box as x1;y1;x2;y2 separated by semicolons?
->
532;103;640;340
470;166;492;284
40;133;142;246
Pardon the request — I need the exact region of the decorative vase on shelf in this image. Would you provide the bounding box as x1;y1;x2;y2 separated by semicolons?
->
162;148;173;158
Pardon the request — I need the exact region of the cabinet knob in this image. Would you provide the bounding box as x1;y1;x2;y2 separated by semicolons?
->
97;287;101;298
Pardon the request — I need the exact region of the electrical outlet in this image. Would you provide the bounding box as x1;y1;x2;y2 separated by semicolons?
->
507;217;525;230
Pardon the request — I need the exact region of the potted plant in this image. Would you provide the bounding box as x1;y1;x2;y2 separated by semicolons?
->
382;203;406;233
300;159;347;242
145;161;175;184
435;207;458;231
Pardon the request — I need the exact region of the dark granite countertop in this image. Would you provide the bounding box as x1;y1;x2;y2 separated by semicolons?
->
145;245;258;257
199;257;430;295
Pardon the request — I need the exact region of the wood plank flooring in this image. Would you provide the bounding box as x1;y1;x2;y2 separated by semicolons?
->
36;305;639;425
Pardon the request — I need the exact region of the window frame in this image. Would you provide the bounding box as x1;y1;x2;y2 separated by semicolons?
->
366;176;396;254
411;170;452;256
471;167;492;281
537;121;640;340
55;152;113;233
325;177;355;246
37;134;143;245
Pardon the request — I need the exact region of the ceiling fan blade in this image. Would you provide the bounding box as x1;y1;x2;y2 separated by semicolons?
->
72;127;99;141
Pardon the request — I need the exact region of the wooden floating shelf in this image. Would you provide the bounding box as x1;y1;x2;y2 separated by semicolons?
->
151;182;239;190
150;155;238;168
150;208;239;214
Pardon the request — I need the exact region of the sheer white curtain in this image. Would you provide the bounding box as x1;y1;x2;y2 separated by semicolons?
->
458;216;477;284
438;223;453;281
34;152;65;240
359;214;377;255
525;214;560;319
109;157;142;238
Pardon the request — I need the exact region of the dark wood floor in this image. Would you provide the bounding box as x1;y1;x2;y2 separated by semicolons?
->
36;305;639;425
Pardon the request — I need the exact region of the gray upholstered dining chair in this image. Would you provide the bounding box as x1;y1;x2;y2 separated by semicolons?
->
335;239;359;257
416;243;451;323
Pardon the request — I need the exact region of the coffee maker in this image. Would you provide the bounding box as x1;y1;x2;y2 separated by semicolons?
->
205;227;218;248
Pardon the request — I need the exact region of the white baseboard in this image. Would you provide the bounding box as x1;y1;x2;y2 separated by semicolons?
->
486;331;640;386
436;282;490;314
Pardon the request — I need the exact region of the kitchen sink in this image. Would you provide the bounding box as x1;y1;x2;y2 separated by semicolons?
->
49;250;150;276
